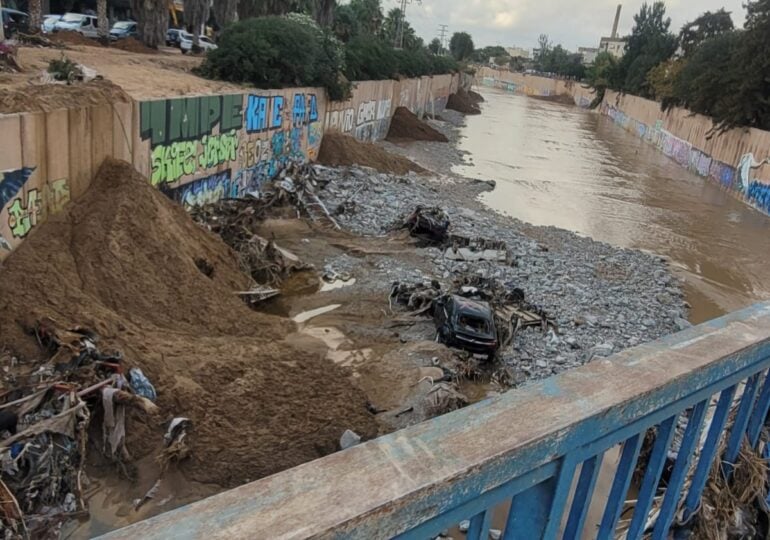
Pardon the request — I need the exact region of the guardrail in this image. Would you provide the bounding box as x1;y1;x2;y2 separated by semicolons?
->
100;302;770;540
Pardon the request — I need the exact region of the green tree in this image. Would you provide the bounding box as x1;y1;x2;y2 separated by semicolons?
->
585;51;619;106
646;57;685;102
449;31;474;61
616;1;677;97
470;45;507;63
428;37;441;55
535;33;551;69
380;7;420;50
494;54;510;66
678;9;734;57
350;0;383;35
332;3;360;42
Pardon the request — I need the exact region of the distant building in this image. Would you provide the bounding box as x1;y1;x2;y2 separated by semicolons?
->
505;46;530;59
578;47;598;65
598;3;626;58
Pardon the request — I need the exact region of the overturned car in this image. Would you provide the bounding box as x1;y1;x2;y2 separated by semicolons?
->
433;294;498;359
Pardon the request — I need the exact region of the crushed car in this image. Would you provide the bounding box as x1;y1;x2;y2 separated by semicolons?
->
433;294;499;359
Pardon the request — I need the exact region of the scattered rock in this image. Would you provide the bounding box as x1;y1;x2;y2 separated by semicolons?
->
340;429;361;450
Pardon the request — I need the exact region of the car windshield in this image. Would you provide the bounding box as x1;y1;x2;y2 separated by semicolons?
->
61;13;82;22
457;314;490;334
113;21;133;29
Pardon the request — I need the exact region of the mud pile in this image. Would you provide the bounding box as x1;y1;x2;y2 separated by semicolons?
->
51;31;99;47
0;159;377;487
318;132;426;175
447;88;482;115
0;79;130;113
386;107;448;143
467;90;485;104
112;37;158;55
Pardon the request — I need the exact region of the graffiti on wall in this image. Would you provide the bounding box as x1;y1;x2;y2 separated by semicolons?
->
354;99;392;141
141;92;322;202
0;165;70;253
325;108;355;133
163;170;234;209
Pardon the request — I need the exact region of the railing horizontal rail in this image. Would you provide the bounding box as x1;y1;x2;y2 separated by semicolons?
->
99;302;770;540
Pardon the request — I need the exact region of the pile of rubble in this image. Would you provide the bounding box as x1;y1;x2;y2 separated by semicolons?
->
316;165;689;384
0;319;175;537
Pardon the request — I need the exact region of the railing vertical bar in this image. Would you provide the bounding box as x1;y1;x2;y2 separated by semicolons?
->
597;433;643;540
651;400;708;540
747;369;770;448
503;476;556;540
542;455;579;538
467;508;492;540
723;373;761;477
682;384;737;521
563;453;604;540
626;414;679;540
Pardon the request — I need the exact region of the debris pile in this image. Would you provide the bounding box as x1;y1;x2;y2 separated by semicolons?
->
0;41;22;73
0;319;159;536
0;158;378;502
401;206;450;245
386;107;449;143
446;89;482;115
318;133;426;175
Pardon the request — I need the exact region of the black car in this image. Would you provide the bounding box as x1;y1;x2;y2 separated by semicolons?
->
2;8;29;37
166;28;183;47
434;294;498;358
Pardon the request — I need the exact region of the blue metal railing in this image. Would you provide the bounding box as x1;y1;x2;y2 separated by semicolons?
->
100;302;770;540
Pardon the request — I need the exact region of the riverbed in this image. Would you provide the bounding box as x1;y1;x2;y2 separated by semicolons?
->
455;88;770;323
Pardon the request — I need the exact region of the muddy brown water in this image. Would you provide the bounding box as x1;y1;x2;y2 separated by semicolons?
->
455;88;770;323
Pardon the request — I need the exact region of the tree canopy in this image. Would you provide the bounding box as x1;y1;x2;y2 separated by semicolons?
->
449;32;474;61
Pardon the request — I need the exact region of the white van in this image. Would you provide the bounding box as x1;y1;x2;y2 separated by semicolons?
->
53;12;98;38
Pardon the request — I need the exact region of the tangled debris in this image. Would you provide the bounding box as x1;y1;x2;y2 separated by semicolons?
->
0;319;159;537
0;42;22;73
401;206;450;245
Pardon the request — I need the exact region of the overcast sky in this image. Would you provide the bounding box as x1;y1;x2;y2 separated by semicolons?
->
392;0;746;51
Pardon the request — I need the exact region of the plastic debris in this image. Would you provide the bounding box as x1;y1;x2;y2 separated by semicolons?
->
129;367;157;402
339;429;361;450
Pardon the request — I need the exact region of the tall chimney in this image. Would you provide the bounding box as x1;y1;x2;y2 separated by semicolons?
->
611;4;622;38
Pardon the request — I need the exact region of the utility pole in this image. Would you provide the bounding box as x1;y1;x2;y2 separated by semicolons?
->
437;24;448;55
394;0;420;49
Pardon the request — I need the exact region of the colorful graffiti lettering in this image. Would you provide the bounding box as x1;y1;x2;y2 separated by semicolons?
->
7;189;41;239
747;181;770;213
43;178;71;216
164;170;234;209
354;99;392;141
245;95;284;133
151;131;238;186
0;167;35;210
140;95;243;147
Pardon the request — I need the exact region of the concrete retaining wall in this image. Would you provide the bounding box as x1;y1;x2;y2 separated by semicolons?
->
474;67;597;108
0;73;460;260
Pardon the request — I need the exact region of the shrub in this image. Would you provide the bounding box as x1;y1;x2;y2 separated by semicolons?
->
344;35;458;81
198;15;350;100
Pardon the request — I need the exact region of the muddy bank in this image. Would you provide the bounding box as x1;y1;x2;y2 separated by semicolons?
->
318;132;425;174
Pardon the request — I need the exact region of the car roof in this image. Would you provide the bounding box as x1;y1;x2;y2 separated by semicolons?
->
449;295;493;318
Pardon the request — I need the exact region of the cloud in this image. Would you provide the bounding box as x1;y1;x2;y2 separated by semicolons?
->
404;0;746;50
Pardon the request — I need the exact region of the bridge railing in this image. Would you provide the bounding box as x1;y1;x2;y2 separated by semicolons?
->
100;302;770;540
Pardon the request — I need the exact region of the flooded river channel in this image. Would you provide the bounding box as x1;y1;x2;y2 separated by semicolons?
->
454;88;770;323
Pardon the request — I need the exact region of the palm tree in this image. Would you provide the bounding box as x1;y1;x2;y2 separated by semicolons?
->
131;0;169;48
97;0;108;42
28;0;42;33
183;0;210;48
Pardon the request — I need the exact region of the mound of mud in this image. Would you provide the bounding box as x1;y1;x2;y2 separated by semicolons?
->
386;107;448;143
447;88;482;115
51;30;99;47
318;132;426;175
112;37;158;55
467;90;485;103
0;79;130;113
0;159;377;487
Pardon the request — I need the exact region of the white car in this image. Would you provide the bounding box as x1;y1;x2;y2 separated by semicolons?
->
53;12;97;38
42;14;61;33
179;31;217;53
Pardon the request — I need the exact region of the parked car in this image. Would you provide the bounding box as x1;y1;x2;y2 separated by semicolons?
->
179;31;217;53
109;20;137;40
41;14;61;33
166;28;182;47
1;8;29;37
433;294;499;358
53;13;97;38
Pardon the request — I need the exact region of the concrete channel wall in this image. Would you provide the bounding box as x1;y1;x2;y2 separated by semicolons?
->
477;67;770;216
0;73;460;260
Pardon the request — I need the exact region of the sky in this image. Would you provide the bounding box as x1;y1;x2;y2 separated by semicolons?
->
390;0;747;51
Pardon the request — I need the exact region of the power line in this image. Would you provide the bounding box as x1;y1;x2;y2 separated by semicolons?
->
437;24;448;55
394;0;421;49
